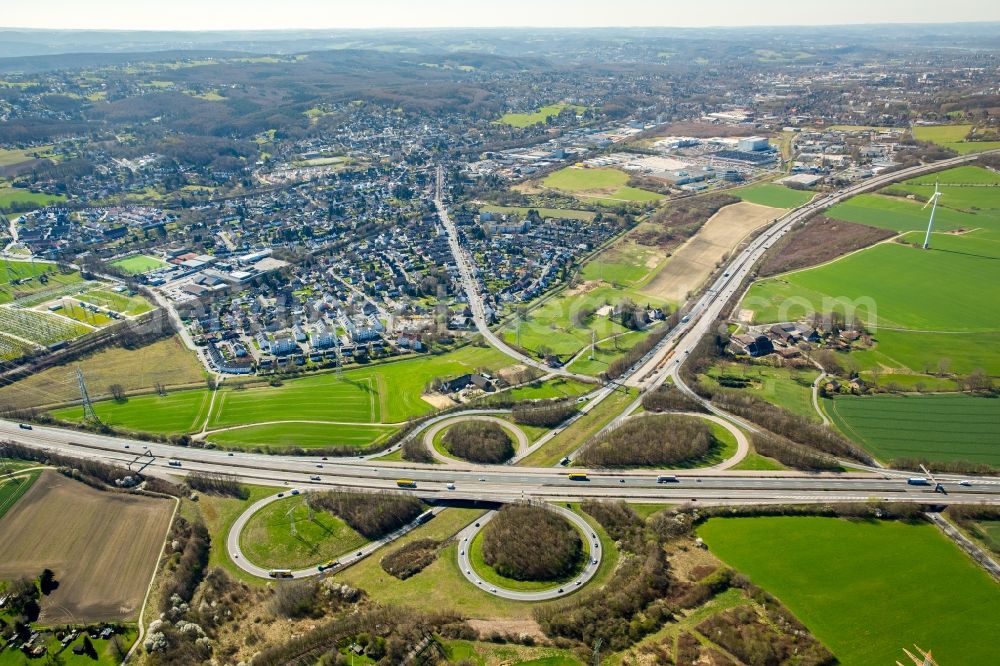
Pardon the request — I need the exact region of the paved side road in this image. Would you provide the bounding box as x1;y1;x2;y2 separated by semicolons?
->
226;490;445;579
926;512;1000;582
455;504;603;601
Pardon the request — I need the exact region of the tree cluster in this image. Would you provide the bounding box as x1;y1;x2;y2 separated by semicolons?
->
308;491;424;540
640;384;705;413
379;539;441;580
580;500;645;553
185;471;248;499
442;421;515;464
751;431;841;471
481;504;582;581
603;325;671;380
511;400;577;427
894;456;997;476
159;517;211;613
576;414;711;468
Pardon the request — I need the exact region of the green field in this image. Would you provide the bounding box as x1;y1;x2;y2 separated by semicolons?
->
698;516;1000;666
744;235;1000;332
441;642;582;666
912;124;1000;154
0;259;84;304
566;330;652;376
732;183;814;208
0;306;90;345
77;288;153;316
206;422;398;450
109;254;168;275
702;361;820;422
240;496;369;569
500;377;592;402
826;192;984;234
0;146;54;167
52;389;212;434
53;345;515;435
0;626;137;666
541;167;663;205
0;186;65;212
0;470;40;520
497;103;583;128
53;301;112;326
827;393;1000;464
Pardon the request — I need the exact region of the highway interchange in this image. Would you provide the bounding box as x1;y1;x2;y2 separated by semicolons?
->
4;150;1000;583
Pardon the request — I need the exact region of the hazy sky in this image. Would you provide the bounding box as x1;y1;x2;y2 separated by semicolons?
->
5;0;999;31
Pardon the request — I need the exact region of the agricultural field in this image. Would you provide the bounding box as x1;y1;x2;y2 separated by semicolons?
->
0;186;65;212
109;254;168;274
52;345;514;434
496;103;583;128
642;202;780;303
0;146;55;167
698;516;1000;666
912;124;1000;154
0;259;84;304
240;496;369;569
206;422;398;450
0;335;205;411
578;235;665;287
540;167;663;205
827;393;1000;465
76;288;154;316
0;471;173;624
825;192;984;235
700;361;820;422
51;388;213;434
0;306;90;345
0;332;37;361
731;182;814;208
0;471;40;521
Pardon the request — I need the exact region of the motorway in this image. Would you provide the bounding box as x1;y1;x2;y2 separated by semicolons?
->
3;421;999;507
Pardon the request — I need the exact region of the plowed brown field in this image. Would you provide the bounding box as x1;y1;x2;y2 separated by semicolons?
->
0;471;172;624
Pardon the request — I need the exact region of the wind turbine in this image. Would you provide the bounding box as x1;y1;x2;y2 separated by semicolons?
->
921;182;942;250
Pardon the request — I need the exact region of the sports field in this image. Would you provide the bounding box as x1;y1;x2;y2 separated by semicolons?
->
643;202;779;303
206;422;397;450
827;393;1000;464
731;182;813;208
109;254;169;274
240;496;369;569
77;287;154;315
0;471;173;624
912;124;1000;154
541;167;663;205
698;516;1000;666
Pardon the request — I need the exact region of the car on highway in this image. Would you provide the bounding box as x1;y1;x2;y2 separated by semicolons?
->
227;452;234;456
277;492;284;498
290;489;301;495
168;459;182;467
310;475;321;481
446;482;455;490
18;423;32;430
959;480;972;486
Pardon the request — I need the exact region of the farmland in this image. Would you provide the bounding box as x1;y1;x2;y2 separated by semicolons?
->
109;254;169;274
642;202;780;303
0;259;84;304
912;124;1000;154
698;516;1000;666
0;471;173;624
0;335;205;411
827;393;1000;465
0;471;40;521
0;332;37;360
0;186;65;212
52;344;515;434
240;496;369;569
540;167;663;205
0;306;90;345
206;422;398;450
497;103;583;128
825;192;984;234
731;182;814;208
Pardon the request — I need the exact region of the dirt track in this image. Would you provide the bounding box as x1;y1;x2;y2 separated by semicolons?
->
642;201;780;302
0;471;172;624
